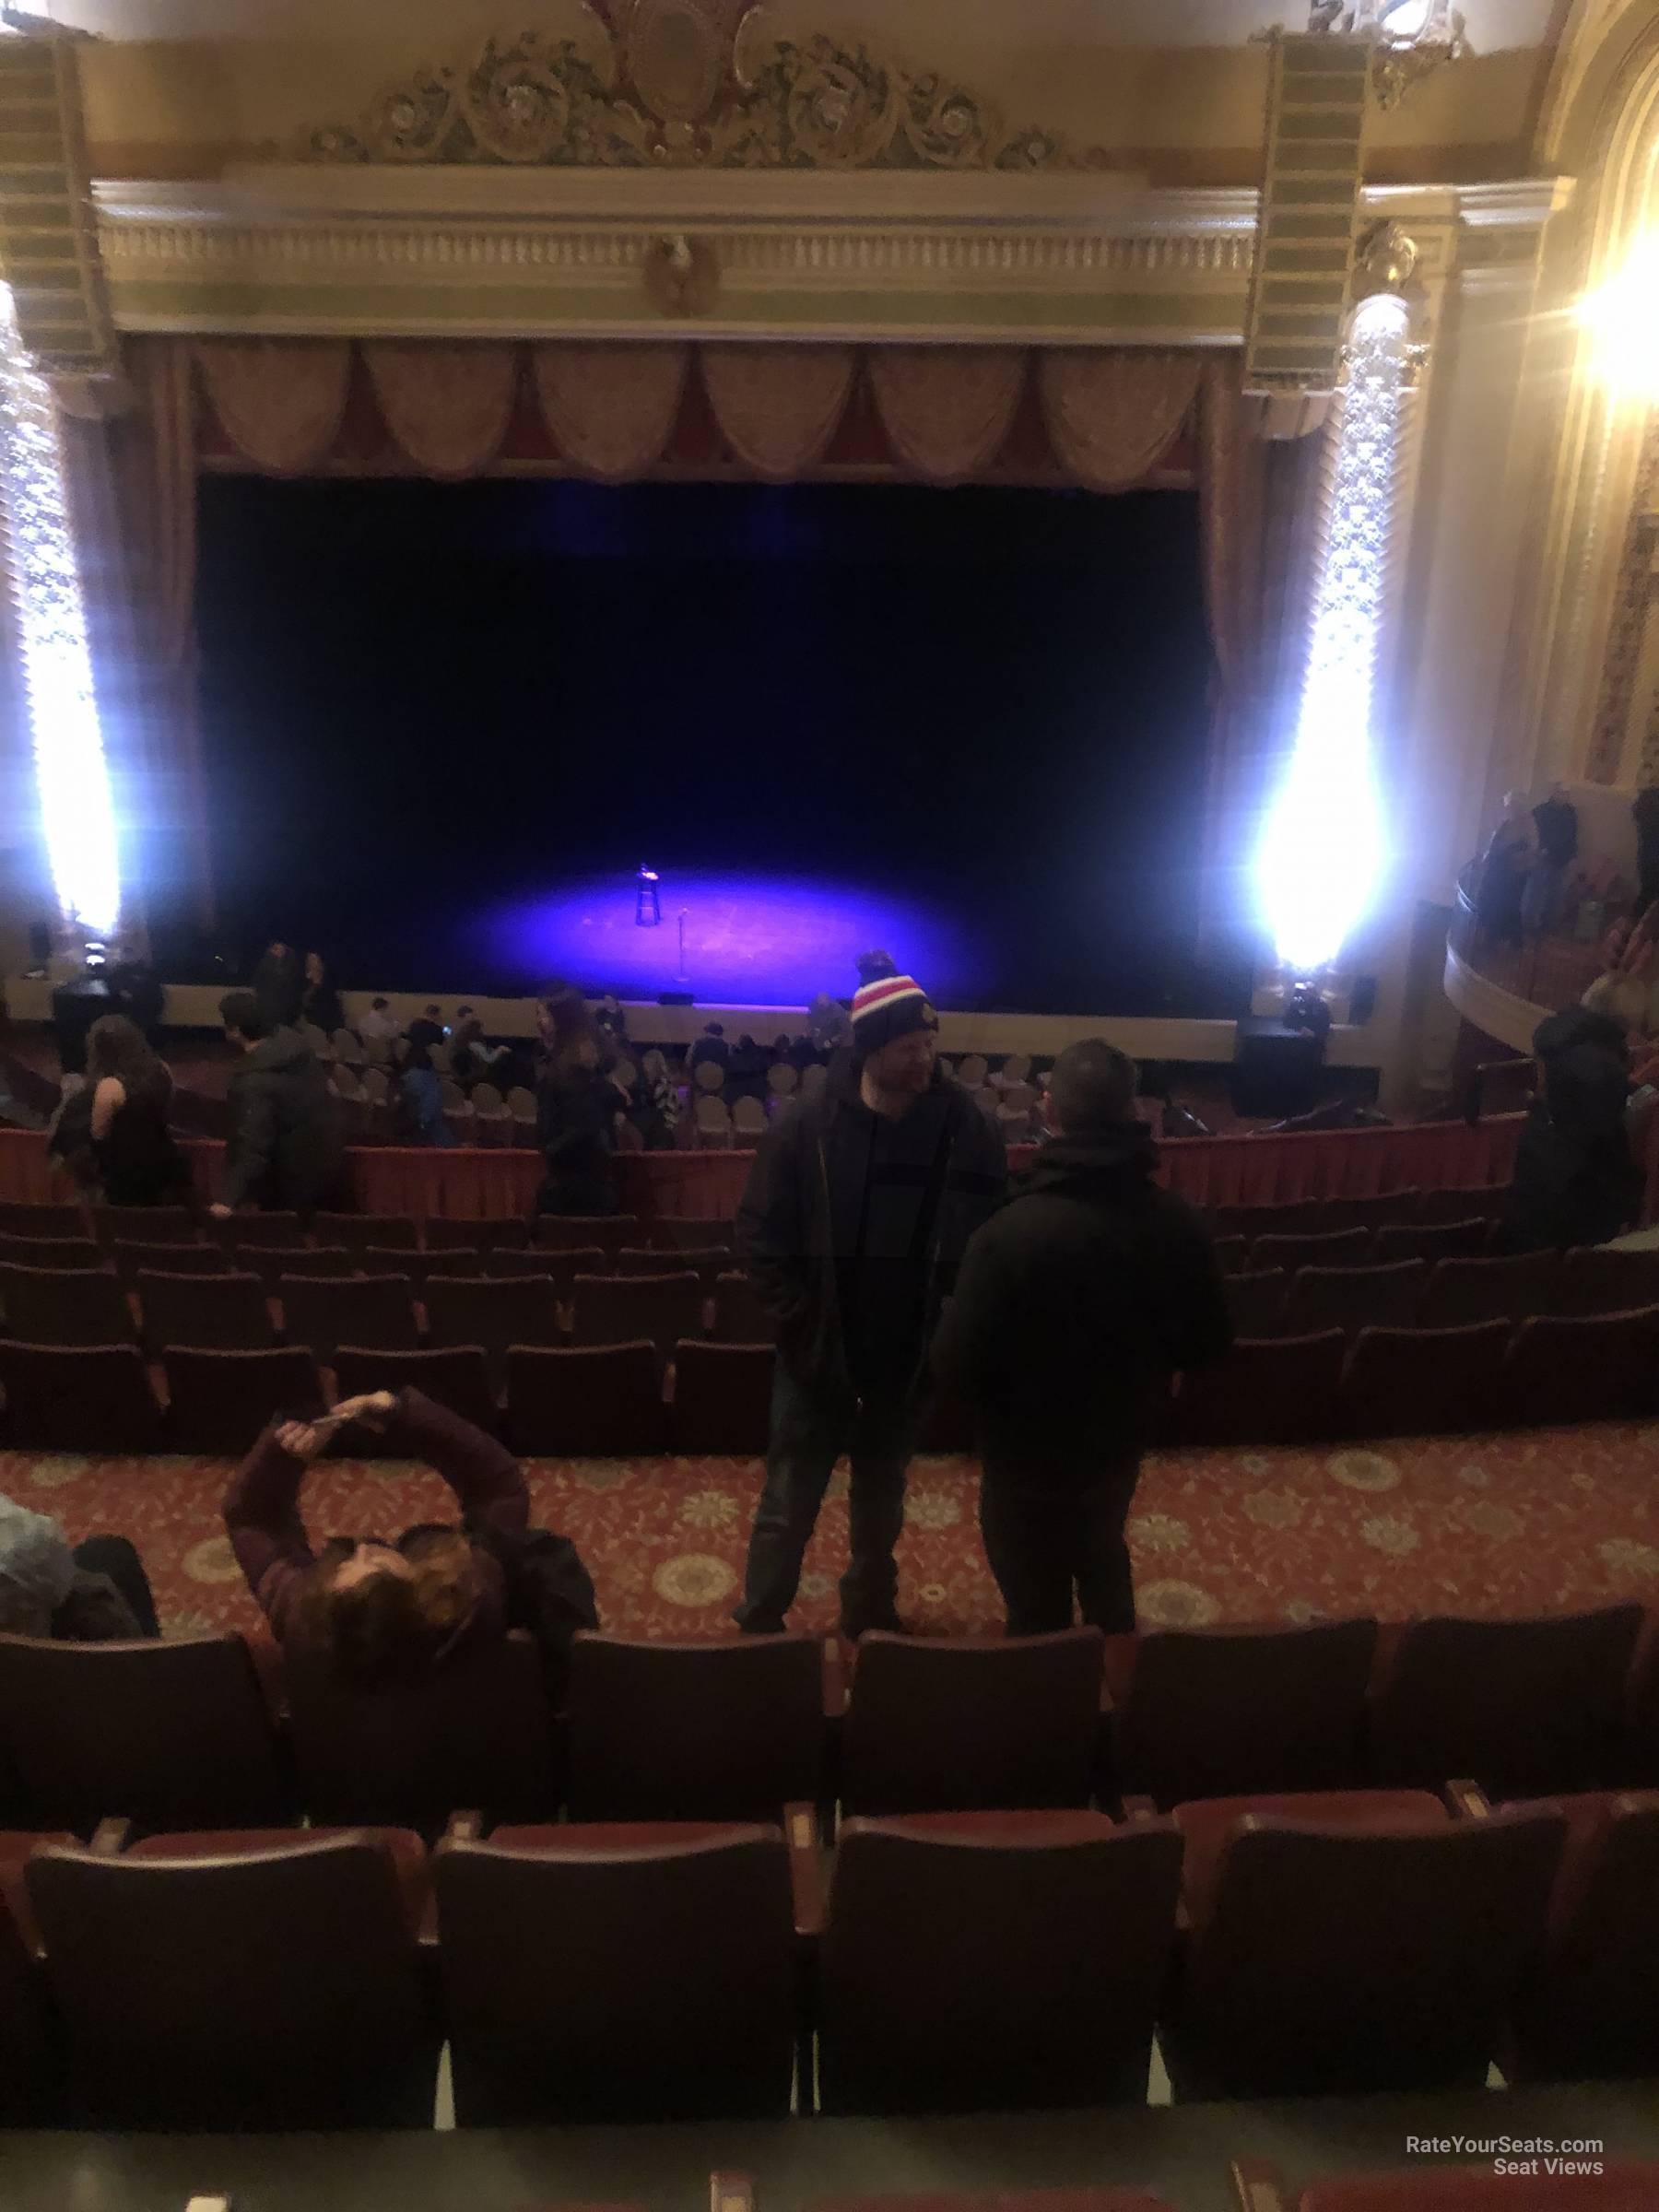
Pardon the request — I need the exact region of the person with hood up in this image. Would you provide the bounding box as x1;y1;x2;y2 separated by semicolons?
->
211;990;347;1220
733;972;1006;1637
932;1037;1231;1636
1501;1007;1646;1254
0;1494;159;1641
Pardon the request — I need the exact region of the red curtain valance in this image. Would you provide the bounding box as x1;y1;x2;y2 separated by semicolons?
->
188;337;1202;491
0;1115;1565;1226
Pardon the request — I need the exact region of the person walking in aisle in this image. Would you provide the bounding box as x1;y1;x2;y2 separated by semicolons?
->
932;1038;1230;1636
212;991;347;1221
733;972;1006;1637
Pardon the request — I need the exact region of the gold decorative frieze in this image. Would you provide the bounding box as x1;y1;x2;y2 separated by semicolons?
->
308;27;1107;173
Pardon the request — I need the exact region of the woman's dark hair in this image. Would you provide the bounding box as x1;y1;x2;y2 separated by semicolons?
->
86;1012;168;1098
405;1016;446;1073
541;987;604;1079
289;1534;474;1690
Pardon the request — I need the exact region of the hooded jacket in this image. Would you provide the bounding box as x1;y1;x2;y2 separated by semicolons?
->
932;1124;1231;1484
222;1025;347;1212
0;1496;141;1641
735;1052;1006;1392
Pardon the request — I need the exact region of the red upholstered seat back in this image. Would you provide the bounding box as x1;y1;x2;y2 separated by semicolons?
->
670;1339;774;1453
1339;1320;1510;1439
1507;1790;1659;2083
505;1340;665;1454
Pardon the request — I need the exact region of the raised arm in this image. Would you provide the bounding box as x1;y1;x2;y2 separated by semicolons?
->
377;1388;529;1542
221;1075;277;1210
222;1426;316;1637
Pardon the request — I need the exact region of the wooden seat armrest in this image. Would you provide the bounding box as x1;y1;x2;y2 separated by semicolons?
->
782;1801;826;1939
443;1810;485;1844
90;1818;133;1855
1445;1778;1492;1819
1120;1794;1159;1824
1230;2158;1290;2212
711;2173;755;2212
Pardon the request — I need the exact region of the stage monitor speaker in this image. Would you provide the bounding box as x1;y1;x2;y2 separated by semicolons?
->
1230;1017;1325;1120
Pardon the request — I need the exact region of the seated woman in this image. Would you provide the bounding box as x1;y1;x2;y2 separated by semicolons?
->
221;1389;595;1691
0;1494;159;1640
299;950;344;1039
85;1013;194;1206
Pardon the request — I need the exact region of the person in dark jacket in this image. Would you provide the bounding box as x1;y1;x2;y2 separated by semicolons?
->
398;1017;453;1147
85;1013;194;1207
933;1038;1231;1636
535;988;626;1216
251;941;305;1031
211;990;347;1220
222;1388;596;1693
299;950;344;1039
734;973;1006;1637
1501;1007;1645;1254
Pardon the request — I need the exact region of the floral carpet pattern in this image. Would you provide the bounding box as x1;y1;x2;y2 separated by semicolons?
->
6;1423;1659;1640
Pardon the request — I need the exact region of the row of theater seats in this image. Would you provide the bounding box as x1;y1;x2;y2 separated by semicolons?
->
1221;1241;1659;1335
6;1781;1658;2129
3;1610;1655;1841
0;1335;775;1454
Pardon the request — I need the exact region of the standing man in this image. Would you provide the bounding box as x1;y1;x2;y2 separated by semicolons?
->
735;973;1006;1637
212;990;347;1222
933;1038;1230;1636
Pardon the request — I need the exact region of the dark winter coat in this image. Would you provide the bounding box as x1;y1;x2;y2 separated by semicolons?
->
932;1125;1232;1485
252;948;305;1031
222;1026;347;1213
735;1054;1006;1394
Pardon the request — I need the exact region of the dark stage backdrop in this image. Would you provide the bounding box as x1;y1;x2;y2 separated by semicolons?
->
194;474;1219;1016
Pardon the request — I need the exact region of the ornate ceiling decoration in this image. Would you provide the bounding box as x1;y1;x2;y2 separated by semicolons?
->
307;15;1108;172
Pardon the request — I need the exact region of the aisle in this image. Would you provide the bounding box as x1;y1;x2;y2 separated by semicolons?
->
8;1421;1658;1640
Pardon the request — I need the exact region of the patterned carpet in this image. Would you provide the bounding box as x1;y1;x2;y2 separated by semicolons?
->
7;1422;1659;1640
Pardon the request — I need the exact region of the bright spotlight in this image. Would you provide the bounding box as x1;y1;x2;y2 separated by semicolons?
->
1581;236;1659;406
1378;0;1433;41
0;284;121;941
1255;291;1411;974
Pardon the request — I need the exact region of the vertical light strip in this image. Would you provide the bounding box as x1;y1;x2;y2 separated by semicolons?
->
0;279;119;939
1256;289;1411;973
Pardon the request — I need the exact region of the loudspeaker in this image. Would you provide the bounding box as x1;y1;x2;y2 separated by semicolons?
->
1230;1017;1326;1120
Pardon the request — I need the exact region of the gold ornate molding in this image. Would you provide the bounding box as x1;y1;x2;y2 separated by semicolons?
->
307;25;1107;172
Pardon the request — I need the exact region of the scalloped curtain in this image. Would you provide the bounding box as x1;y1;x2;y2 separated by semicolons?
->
867;347;1027;484
361;341;517;478
193;340;353;477
531;341;688;481
1038;347;1203;493
700;344;856;480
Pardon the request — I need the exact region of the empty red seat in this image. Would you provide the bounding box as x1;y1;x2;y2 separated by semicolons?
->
1418;1249;1559;1329
1252;1228;1374;1276
285;1631;557;1832
1283;1259;1425;1337
435;1819;797;2124
0;1263;134;1346
1340;1320;1510;1438
0;1631;288;1831
138;1267;275;1355
163;1345;325;1454
841;1630;1103;1818
1375;1218;1493;1265
0;1234;104;1271
428;1216;531;1253
1559;1244;1659;1316
279;1272;418;1359
112;1237;232;1286
1171;1787;1446;1922
567;1632;824;1822
1324;1188;1422;1230
333;1345;497;1433
0;1829;68;2122
1214;1200;1333;1243
1418;1185;1506;1224
1368;1605;1644;1800
711;1270;778;1344
233;1243;355;1291
1167;1331;1345;1448
1506;1789;1659;2084
28;1830;434;2127
1107;1618;1377;1807
670;1339;773;1453
212;1209;303;1247
534;1212;640;1258
425;1274;562;1388
0;1341;162;1453
571;1271;702;1371
0;1202;84;1239
312;1210;418;1251
90;1203;198;1247
1160;1804;1564;2099
1504;1307;1659;1423
819;1810;1181;2112
1222;1268;1285;1339
505;1341;665;1454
